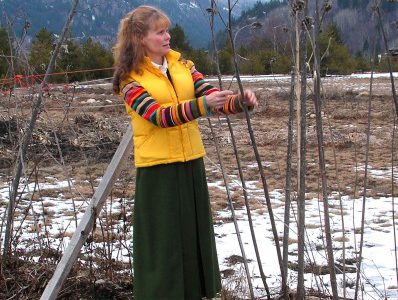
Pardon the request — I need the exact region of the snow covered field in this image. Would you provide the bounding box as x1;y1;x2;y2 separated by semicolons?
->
1;163;397;299
212;176;398;299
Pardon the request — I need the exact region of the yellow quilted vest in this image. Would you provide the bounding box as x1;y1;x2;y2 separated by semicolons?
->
121;50;206;167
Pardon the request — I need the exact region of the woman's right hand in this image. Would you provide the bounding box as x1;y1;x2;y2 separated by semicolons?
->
205;90;234;109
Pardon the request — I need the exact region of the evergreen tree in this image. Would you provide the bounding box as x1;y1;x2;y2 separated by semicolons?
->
29;28;54;74
189;49;213;75
271;54;291;74
337;0;350;9
238;45;249;58
80;37;113;80
170;24;192;55
324;23;343;44
319;25;357;75
354;51;371;72
216;36;234;74
363;39;370;55
0;27;11;78
56;40;83;82
257;49;275;74
218;49;233;74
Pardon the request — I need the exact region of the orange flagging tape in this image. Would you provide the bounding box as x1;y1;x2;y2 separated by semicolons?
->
0;67;115;85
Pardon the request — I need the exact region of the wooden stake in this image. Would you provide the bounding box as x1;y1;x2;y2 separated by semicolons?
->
40;125;133;300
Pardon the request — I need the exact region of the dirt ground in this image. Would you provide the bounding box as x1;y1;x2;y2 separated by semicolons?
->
1;75;397;299
203;76;398;206
1;76;397;196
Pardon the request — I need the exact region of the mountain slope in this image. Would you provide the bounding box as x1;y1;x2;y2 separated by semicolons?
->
0;0;264;48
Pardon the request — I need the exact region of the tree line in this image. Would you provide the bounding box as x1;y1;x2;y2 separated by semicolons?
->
174;22;396;76
0;23;396;85
0;27;113;85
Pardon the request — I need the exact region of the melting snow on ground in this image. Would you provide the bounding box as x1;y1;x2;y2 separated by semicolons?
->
1;162;398;299
213;187;398;299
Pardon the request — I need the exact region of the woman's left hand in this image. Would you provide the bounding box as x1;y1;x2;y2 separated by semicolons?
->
241;89;258;107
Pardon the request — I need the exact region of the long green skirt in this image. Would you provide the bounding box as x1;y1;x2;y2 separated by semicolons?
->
133;158;221;300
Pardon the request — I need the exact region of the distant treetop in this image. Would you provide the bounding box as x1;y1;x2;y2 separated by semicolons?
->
237;0;288;23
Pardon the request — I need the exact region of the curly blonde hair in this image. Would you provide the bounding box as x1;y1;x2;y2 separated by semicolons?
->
112;6;170;93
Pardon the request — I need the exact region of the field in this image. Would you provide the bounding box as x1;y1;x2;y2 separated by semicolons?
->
1;74;398;299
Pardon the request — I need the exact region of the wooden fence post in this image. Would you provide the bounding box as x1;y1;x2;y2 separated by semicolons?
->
40;124;133;300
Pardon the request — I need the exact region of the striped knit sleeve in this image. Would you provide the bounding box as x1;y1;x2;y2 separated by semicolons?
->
211;95;246;115
188;62;253;115
212;93;255;115
121;81;211;128
189;64;219;97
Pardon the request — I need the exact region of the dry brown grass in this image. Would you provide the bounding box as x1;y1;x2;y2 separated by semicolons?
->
0;255;133;300
306;223;321;229
248;200;265;210
37;188;69;198
90;228;125;243
278;235;298;245
54;230;74;239
204;79;398;198
333;236;349;243
64;210;78;217
42;200;56;207
1;76;398;300
42;207;56;217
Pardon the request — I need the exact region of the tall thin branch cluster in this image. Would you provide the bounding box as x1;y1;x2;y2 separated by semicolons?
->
3;0;80;260
205;0;398;299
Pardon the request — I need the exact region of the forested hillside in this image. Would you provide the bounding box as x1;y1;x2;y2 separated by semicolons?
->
236;0;398;55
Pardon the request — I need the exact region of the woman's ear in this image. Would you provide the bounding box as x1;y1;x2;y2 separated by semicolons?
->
140;36;146;47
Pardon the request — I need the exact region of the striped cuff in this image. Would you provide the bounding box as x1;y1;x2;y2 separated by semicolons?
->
198;96;211;117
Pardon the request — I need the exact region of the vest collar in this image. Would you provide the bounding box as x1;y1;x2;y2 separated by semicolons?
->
151;57;168;77
141;49;181;73
165;49;181;67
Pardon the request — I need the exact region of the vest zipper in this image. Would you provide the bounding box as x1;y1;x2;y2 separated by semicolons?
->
166;69;187;161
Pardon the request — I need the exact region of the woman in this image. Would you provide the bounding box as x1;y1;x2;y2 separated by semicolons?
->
113;5;257;300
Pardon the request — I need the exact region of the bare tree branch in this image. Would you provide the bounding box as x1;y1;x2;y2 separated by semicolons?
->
3;0;79;260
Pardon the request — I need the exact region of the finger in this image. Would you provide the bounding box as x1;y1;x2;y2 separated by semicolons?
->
244;96;251;103
243;94;253;103
247;92;256;103
243;91;251;100
215;102;225;109
246;96;257;106
218;90;234;96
